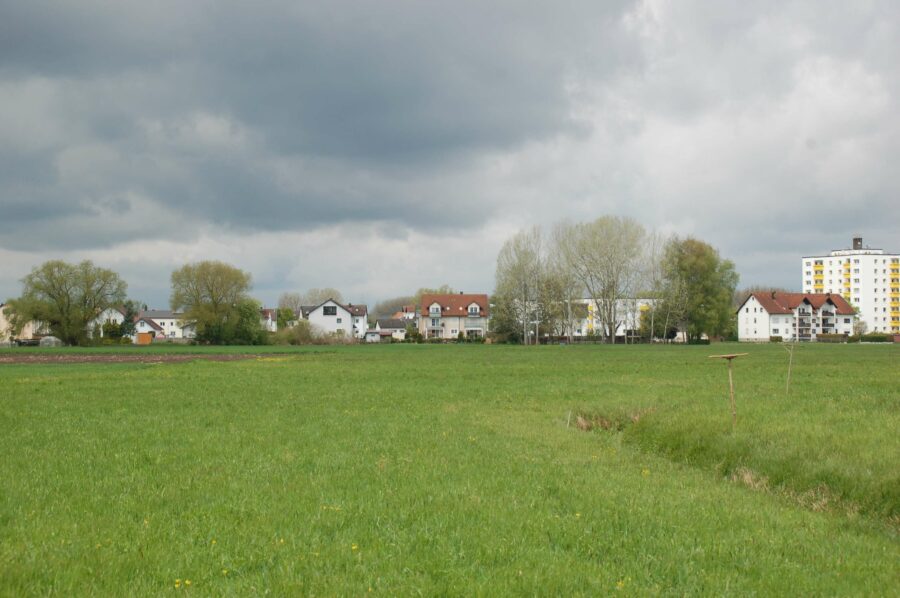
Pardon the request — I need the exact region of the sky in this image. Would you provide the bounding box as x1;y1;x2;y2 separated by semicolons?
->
1;0;898;310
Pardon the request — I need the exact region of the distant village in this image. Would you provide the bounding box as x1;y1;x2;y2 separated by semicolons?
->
1;236;897;346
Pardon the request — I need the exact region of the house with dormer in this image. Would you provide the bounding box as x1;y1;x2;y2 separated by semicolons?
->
304;299;368;339
418;293;490;340
737;292;856;342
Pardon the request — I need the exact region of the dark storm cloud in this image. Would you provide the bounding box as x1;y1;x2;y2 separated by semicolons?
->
0;0;897;302
0;1;636;250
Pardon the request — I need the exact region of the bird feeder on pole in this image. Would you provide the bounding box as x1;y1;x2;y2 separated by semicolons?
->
708;353;748;430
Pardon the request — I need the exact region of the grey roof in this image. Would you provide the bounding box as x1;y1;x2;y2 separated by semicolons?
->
376;318;407;330
303;300;368;318
141;309;183;319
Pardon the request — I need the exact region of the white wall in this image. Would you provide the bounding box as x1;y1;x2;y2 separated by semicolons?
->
737;296;773;341
307;300;355;337
802;250;899;333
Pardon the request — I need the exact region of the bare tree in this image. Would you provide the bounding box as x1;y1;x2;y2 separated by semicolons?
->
495;226;543;345
278;292;304;318
548;223;586;342
557;216;646;343
642;230;670;342
299;288;344;305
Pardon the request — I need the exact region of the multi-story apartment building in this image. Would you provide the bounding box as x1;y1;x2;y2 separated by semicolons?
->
418;293;490;340
737;292;856;342
801;237;899;334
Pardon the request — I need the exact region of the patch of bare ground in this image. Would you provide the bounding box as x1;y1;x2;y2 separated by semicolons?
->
0;353;284;365
574;408;655;432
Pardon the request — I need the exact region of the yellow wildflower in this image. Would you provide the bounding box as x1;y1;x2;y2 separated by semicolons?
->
185;579;192;586
351;543;359;551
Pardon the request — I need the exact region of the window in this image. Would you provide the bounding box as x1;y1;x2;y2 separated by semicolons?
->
323;305;337;316
772;328;779;334
431;318;438;327
336;318;342;324
468;304;480;315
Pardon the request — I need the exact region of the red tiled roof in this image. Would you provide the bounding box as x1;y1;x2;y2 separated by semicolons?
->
420;293;490;317
744;292;855;316
343;303;367;317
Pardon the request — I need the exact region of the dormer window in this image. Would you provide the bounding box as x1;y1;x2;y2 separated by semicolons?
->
429;304;441;316
468;304;480;315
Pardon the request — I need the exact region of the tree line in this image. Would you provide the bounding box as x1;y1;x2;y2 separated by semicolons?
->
492;216;739;344
4;260;286;346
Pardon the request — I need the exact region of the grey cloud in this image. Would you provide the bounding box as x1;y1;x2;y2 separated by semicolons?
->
0;0;897;300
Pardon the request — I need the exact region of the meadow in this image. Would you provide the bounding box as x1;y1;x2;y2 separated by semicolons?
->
0;343;897;595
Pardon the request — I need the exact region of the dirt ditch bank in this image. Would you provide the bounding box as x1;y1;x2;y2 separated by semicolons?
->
0;353;284;365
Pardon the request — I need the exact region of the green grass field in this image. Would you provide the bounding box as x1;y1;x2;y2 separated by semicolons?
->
1;343;897;595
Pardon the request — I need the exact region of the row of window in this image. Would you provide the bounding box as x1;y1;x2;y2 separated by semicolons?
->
806;258;899;266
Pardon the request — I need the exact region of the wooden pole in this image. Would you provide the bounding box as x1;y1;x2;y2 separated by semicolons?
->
785;343;794;395
708;353;747;432
728;359;736;429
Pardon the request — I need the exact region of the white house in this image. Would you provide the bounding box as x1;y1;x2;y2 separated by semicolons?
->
134;310;196;341
260;308;277;333
418;293;490;340
88;307;127;338
801;236;899;334
304;299;368;339
737;292;856;342
375;318;408;341
0;303;46;343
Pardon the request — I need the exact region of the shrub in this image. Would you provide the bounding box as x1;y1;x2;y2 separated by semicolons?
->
687;338;710;345
848;333;892;343
816;333;847;343
769;336;783;343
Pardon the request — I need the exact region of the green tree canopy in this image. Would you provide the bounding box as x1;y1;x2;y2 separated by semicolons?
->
170;261;256;344
5;260;127;345
663;238;739;341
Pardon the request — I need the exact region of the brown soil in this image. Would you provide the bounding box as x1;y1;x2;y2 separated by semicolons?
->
0;353;279;365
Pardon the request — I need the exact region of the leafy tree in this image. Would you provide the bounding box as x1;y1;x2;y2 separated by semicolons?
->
119;300;140;337
278;292;304;317
662;237;739;341
170;261;253;345
232;299;268;345
102;321;123;340
276;307;295;330
5;260;127;345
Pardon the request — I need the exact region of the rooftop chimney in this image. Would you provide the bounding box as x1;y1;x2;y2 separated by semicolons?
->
853;236;862;250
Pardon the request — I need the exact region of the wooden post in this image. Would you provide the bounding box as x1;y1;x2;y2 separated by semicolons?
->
727;359;736;428
783;343;795;395
709;353;748;431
